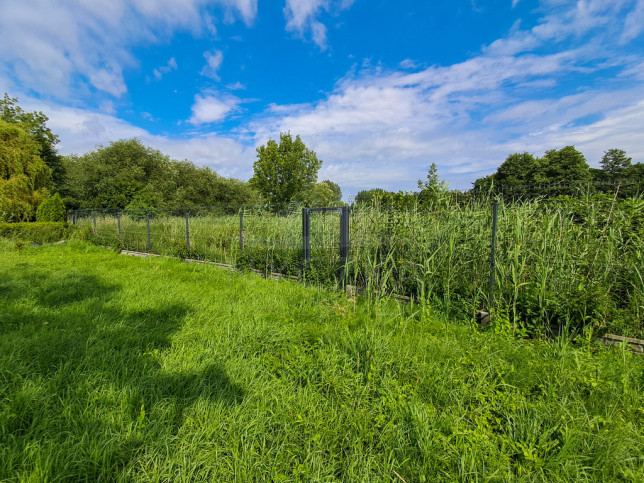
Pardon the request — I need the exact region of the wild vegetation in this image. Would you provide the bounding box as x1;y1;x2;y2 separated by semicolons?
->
74;186;644;339
0;221;72;244
1;241;643;481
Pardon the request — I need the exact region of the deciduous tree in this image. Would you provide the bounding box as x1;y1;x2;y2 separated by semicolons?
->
1;93;65;193
0;120;51;221
600;148;632;180
63;139;258;209
250;133;321;206
541;146;590;184
299;181;342;207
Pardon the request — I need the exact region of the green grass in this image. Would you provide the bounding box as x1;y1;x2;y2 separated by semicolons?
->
1;240;643;481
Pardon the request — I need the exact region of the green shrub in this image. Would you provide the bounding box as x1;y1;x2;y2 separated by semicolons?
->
0;222;73;243
36;193;66;222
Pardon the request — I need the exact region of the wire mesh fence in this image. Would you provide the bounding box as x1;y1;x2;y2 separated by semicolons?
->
70;194;644;337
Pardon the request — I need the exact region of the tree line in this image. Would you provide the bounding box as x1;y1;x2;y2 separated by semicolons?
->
472;146;643;198
355;146;642;208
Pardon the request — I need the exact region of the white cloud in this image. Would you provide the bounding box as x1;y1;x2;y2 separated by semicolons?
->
621;0;644;43
188;93;240;124
25;99;255;179
201;50;224;80
0;0;257;100
283;0;355;49
226;81;246;90
88;68;128;97
219;0;258;25
284;0;325;30
153;57;178;81
620;60;644;79
485;0;636;57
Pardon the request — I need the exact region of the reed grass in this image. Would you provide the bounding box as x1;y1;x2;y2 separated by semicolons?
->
73;193;644;337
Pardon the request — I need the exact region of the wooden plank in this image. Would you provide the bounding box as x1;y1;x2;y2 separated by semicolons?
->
120;250;161;258
601;333;644;345
598;334;644;353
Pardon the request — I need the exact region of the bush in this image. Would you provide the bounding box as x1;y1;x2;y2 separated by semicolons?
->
0;222;73;243
36;193;66;222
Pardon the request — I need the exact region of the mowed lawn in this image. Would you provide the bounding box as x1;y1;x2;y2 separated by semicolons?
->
0;241;643;481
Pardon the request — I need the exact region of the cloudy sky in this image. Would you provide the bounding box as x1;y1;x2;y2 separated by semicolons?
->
1;0;643;197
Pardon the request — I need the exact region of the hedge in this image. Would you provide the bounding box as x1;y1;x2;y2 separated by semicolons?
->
0;222;74;243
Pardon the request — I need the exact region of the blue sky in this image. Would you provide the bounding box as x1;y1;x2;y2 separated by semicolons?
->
1;0;643;198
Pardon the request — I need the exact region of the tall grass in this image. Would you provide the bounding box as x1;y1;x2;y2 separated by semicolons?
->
73;193;644;337
1;240;643;480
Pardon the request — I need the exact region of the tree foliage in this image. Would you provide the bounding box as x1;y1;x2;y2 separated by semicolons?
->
250;133;321;206
541;146;590;184
472;146;594;197
36;192;66;222
0;120;51;221
417;163;449;208
355;188;388;206
1;93;65;193
299;181;344;207
320;180;342;202
495;153;542;187
63;139;257;209
599;148;632;180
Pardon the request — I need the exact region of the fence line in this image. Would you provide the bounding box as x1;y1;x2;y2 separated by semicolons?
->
70;197;644;337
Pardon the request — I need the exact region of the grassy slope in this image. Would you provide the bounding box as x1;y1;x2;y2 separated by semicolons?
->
0;241;643;482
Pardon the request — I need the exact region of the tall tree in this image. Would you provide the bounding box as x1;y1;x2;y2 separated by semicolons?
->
0;120;51;221
600;149;632;181
63;139;172;208
495;153;542;188
472;153;542;197
541;146;590;184
320;179;342;202
623;162;644;196
0;94;65;193
299;181;342;207
354;188;388;206
250;132;321;206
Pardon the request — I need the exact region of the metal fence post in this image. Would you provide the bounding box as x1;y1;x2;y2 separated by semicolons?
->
488;201;499;308
146;212;151;252
185;212;190;249
339;205;350;284
92;212;97;235
117;212;121;237
239;210;244;251
302;208;311;268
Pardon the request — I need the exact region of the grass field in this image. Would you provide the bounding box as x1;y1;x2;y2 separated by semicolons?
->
1;240;643;481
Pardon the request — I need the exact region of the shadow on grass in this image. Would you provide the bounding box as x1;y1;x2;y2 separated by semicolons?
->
0;261;244;479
